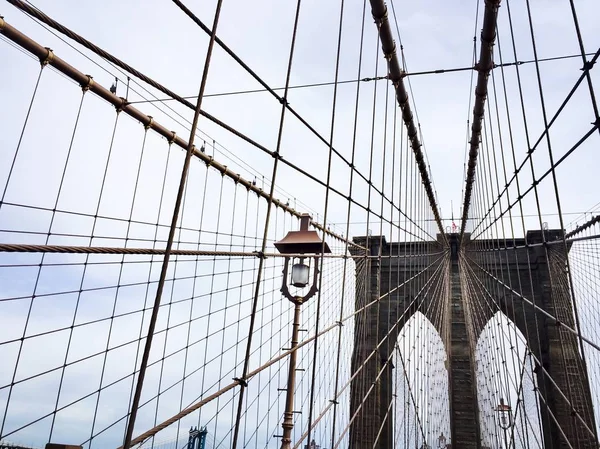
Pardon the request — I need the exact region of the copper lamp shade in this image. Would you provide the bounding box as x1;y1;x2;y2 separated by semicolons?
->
274;214;331;255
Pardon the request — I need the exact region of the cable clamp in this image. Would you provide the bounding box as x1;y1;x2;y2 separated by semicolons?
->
582;60;595;72
115;97;126;113
168;131;177;145
0;16;5;31
145;116;154;131
278;97;289;106
81;74;94;92
329;399;339;405
253;250;266;259
233;377;248;388
375;5;388;22
41;47;54;66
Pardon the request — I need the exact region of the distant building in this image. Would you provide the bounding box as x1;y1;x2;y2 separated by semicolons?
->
0;443;38;449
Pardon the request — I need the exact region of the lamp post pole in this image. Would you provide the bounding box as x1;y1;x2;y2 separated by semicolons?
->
281;301;301;449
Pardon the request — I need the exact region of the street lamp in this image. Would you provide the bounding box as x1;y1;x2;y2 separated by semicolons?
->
495;398;512;449
274;214;330;449
437;432;447;449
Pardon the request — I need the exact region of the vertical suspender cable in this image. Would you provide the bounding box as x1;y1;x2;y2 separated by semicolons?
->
368;0;445;240
230;2;303;447
460;0;501;237
122;1;224;448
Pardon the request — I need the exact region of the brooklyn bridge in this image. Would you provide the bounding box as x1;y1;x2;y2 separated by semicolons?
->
0;0;599;448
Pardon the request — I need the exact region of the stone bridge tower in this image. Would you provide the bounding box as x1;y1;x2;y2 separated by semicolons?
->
349;231;596;449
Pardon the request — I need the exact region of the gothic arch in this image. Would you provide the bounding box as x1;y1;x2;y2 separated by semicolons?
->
474;312;544;449
350;231;597;449
463;231;597;449
350;236;447;449
395;312;451;448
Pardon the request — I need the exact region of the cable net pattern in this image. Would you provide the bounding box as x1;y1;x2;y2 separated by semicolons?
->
1;0;599;448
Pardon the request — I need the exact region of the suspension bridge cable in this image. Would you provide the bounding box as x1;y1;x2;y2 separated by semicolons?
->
369;0;445;237
3;1;600;448
459;0;500;237
7;0;416;239
230;1;302;446
121;51;598;106
163;0;433;239
6;1;438;244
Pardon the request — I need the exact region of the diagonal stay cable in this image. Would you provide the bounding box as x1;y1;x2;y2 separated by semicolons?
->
5;0;432;240
3;0;432;242
464;254;600;352
168;0;433;240
0;17;359;251
123;3;224;444
469;47;600;239
116;252;444;448
461;254;598;442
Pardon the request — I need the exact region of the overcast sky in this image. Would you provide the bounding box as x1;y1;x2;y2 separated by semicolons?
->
1;0;599;448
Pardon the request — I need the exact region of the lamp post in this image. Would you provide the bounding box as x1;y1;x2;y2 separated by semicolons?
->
274;214;330;449
437;432;447;449
495;398;512;449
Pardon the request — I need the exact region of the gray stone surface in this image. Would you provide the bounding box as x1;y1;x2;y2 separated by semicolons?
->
349;231;596;448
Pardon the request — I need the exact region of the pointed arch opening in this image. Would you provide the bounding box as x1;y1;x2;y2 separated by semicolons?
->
475;312;544;449
394;311;450;448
